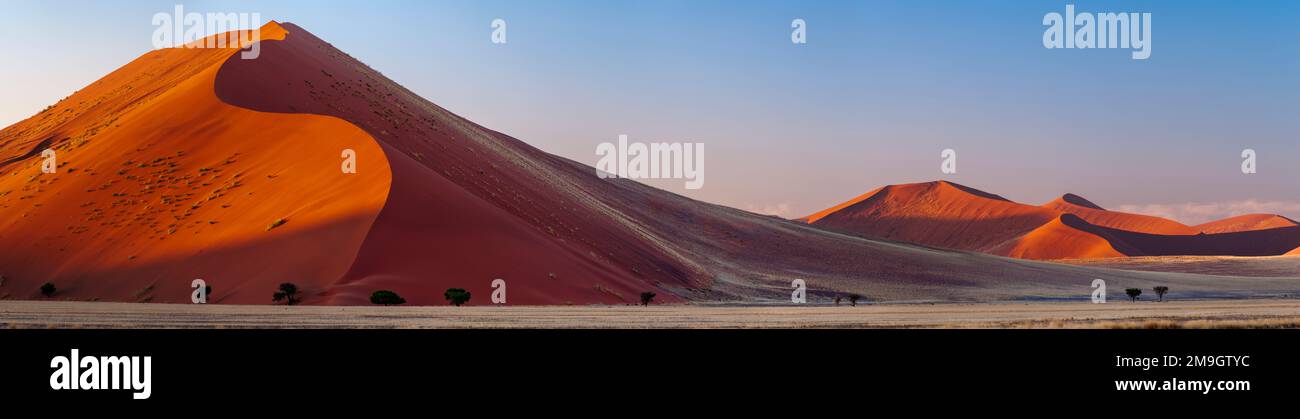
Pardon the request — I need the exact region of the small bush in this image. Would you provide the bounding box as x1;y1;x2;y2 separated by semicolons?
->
848;294;862;307
40;282;56;298
370;290;406;306
272;282;300;305
639;292;656;306
444;288;471;306
1125;288;1142;302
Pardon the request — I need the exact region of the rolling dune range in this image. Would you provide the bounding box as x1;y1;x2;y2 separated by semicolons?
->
0;22;1296;306
804;181;1300;261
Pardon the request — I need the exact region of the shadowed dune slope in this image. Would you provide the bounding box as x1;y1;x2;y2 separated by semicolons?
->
215;23;698;305
0;25;391;303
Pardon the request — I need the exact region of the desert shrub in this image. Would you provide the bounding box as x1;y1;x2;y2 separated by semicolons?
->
1125;288;1142;302
370;290;406;306
40;282;56;297
272;282;300;305
640;292;656;306
444;288;471;306
848;294;862;307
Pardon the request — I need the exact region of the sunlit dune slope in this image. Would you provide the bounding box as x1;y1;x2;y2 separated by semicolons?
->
989;214;1130;259
0;24;391;303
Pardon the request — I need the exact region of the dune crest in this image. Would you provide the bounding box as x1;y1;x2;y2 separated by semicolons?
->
1196;214;1300;234
1042;194;1198;235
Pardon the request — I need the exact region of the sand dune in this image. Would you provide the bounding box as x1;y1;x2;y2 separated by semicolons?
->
990;214;1128;259
803;181;1060;253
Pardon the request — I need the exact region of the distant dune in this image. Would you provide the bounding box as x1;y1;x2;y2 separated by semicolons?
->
1196;214;1300;234
2;23;1298;305
804;181;1300;260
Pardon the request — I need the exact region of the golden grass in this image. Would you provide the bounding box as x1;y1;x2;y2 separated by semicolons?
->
989;316;1300;329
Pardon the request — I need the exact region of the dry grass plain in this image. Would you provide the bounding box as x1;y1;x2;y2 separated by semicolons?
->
4;299;1300;329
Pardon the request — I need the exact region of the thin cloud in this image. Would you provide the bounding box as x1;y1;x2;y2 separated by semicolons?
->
744;202;795;218
1114;200;1300;225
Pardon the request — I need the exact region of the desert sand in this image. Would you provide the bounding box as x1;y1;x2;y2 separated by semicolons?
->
3;300;1299;329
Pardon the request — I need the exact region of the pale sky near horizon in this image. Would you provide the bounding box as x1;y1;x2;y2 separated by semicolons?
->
1;0;1297;224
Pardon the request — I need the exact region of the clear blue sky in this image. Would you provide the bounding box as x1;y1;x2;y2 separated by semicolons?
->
2;0;1297;223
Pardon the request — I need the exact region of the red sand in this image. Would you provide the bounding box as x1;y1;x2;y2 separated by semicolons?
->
805;181;1300;260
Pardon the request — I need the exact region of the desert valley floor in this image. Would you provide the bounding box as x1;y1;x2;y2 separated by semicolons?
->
4;299;1300;329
